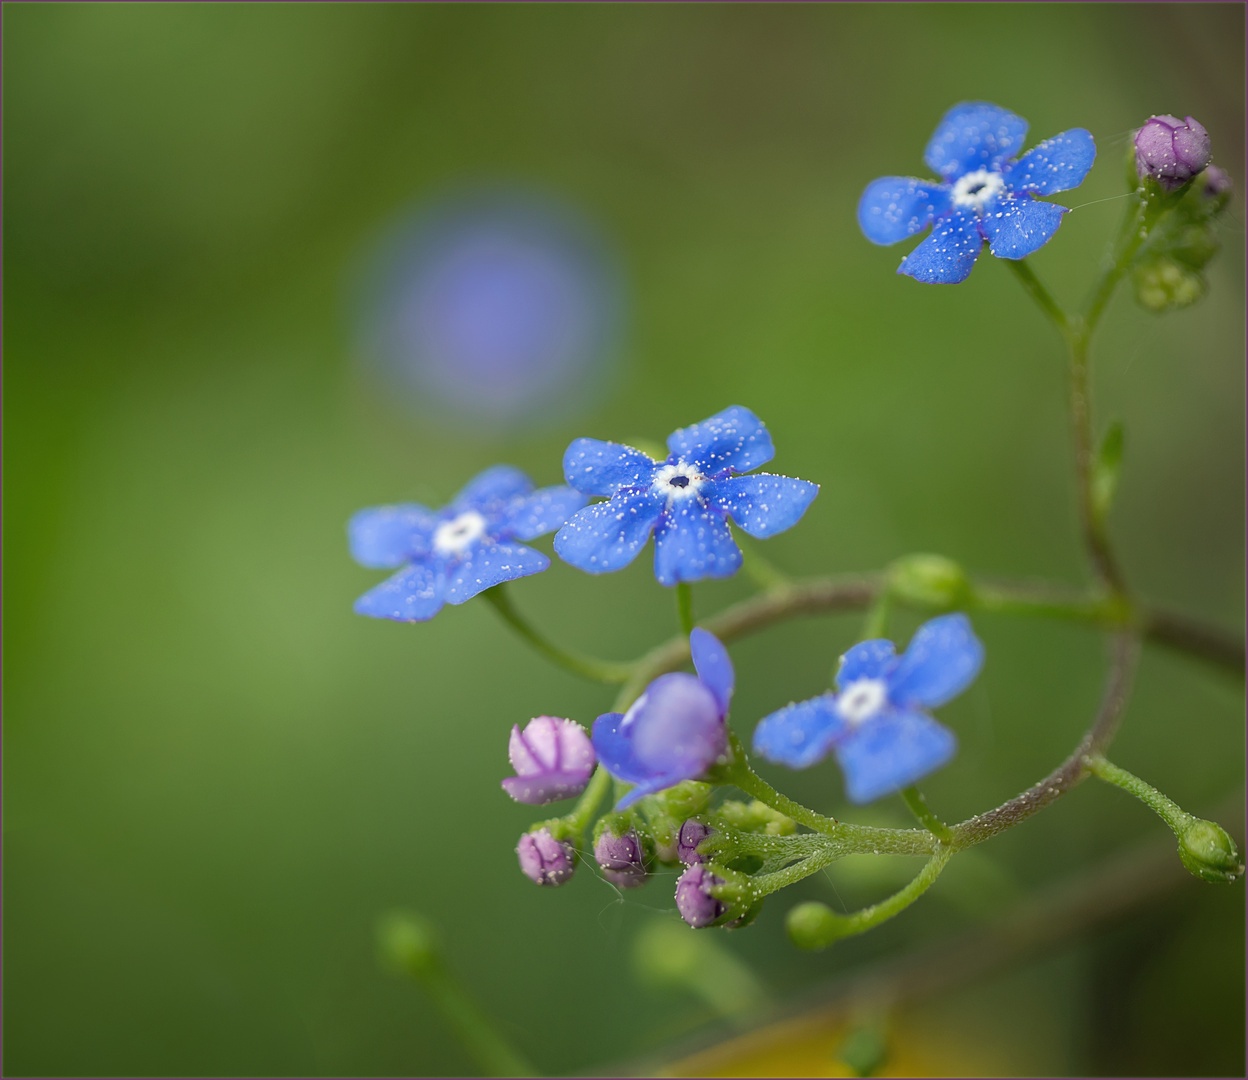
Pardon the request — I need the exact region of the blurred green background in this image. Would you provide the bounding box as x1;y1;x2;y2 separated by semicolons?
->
4;3;1244;1076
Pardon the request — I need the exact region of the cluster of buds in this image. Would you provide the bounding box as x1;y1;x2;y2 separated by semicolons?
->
1130;114;1234;313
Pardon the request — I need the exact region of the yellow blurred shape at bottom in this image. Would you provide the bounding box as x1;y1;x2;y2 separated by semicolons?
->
659;1009;1018;1078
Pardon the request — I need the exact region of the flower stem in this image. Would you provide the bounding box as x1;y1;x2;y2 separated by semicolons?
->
676;582;696;636
560;765;612;836
789;847;954;949
1004;258;1069;335
480;584;633;685
901;786;953;843
378;913;537;1077
859;587;892;641
719;732;840;835
1084;754;1192;835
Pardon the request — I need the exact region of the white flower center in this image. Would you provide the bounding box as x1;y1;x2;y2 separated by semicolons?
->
652;461;705;500
951;168;1005;211
837;678;888;726
432;510;487;557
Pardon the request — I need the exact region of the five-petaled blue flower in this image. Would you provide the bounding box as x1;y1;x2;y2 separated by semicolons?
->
349;466;586;622
594;628;735;809
554;406;819;586
858;102;1096;284
751;614;983;803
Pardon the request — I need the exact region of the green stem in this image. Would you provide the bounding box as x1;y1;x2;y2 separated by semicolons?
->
382;917;537;1077
1005;258;1069;335
554;764;612;838
480;584;633;684
717;732;840;836
676;582;696;636
901;786;953;843
859;587;892;641
790;848;954;949
1084;755;1191;835
1064;326;1128;594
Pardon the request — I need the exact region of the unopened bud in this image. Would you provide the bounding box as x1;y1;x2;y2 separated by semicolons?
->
1178;819;1244;884
593;823;651;889
1135;115;1212;192
516;828;576;887
887;554;972;611
786;900;844;950
501;716;596;806
677;819;714;865
675;863;727;928
376;910;440;976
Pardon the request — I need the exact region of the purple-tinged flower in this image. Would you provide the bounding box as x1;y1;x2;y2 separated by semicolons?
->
752;614;983;804
1202;165;1233;201
593;629;735;809
594;827;650;889
859;102;1096;283
554;406;818;586
1135;115;1212;192
675;863;727;928
501;716;596;805
349;465;586;622
516;828;576;887
677;820;714;865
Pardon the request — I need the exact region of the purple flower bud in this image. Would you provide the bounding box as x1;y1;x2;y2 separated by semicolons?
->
675;863;727;928
516;828;576;886
1135;115;1212;191
677;820;714;865
1202;165;1233;200
593;827;649;889
501;716;596;805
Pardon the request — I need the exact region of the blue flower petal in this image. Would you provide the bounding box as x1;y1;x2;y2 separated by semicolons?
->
553;490;664;574
627;673;726;777
443;541;549;605
653;501;742;587
504;485;589;540
858;177;953;246
353;560;446;622
592;712;649;785
886;613;984;709
924;102;1029;181
752;693;844;769
980;194;1068;260
1002;128;1096;196
598;674;727;810
348;504;438;569
898;207;983;284
710;473;819;539
836;639;898;691
452;465;533;510
562;438;659;496
690;628;734;715
665;406;775;476
834;707;957;804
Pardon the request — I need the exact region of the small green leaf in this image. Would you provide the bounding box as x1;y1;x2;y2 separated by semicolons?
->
1091;421;1125;524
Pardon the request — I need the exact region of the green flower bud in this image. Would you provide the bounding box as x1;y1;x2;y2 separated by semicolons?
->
711;799;796;836
1132;256;1206;313
786;900;845;951
1178;819;1244;884
887;553;972;611
376;910;441;977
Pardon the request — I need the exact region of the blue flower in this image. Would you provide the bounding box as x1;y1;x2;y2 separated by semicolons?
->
554;406;819;585
349;465;586;622
858;102;1096;284
751;614;983;803
593;628;735;809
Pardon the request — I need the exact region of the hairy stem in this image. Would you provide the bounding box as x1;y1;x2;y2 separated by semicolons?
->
676;582;696;636
480;584;633;684
901;786;954;843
